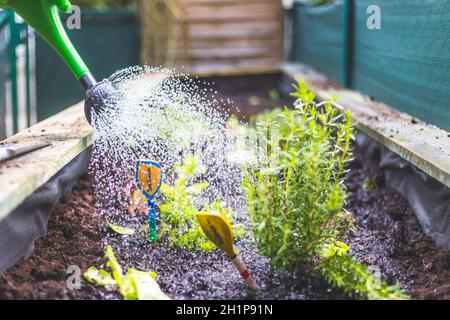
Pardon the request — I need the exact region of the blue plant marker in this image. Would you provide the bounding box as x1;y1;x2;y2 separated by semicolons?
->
135;160;163;243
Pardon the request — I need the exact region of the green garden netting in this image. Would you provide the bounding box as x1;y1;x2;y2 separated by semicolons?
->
291;0;450;248
352;0;450;131
291;0;450;131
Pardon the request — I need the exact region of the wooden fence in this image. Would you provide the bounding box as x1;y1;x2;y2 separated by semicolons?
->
139;0;284;75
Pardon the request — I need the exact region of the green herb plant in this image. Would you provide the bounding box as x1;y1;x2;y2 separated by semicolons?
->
242;80;409;299
159;156;244;252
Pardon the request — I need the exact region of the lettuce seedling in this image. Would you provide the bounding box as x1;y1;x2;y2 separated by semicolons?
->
159;156;244;251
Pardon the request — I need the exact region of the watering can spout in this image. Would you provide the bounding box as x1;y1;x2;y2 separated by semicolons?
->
0;0;96;90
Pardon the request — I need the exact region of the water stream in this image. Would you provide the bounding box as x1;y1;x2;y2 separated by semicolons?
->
89;66;244;234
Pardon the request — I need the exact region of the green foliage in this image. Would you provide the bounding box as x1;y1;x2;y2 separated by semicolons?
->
84;244;169;300
71;0;135;9
318;242;409;300
243;80;409;299
160;156;243;251
243;80;355;269
363;178;377;190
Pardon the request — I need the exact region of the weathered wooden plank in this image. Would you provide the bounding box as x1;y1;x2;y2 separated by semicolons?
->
173;47;282;60
188;60;281;76
190;56;282;67
185;13;280;23
282;63;450;188
0;102;92;221
185;37;282;50
179;20;282;40
187;1;281;12
140;0;283;75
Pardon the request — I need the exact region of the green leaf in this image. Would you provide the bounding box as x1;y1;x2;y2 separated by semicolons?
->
242;80;408;300
107;220;135;235
85;245;169;300
83;266;116;286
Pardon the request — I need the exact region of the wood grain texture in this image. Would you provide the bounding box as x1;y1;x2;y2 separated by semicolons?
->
189;62;281;77
139;0;283;75
0;102;92;221
282;63;450;188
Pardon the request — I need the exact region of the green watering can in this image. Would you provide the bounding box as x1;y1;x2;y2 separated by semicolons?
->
0;0;120;124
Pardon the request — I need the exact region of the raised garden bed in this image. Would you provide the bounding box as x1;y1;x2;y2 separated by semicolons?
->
1;73;449;300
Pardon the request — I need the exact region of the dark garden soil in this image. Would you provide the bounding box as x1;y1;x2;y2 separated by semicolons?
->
345;149;450;300
1;73;449;300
